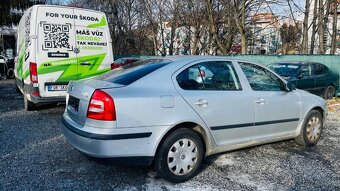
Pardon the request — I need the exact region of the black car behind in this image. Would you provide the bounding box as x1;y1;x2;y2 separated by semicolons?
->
268;62;339;99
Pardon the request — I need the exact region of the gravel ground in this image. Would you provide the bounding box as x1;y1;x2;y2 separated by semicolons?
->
0;79;340;191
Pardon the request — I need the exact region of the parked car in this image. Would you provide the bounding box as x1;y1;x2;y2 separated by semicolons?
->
62;56;327;183
111;57;141;69
268;62;339;99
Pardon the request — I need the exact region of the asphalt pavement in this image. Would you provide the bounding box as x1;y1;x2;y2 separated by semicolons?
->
0;79;339;191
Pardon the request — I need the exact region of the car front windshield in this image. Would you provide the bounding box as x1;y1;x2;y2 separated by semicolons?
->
268;63;300;77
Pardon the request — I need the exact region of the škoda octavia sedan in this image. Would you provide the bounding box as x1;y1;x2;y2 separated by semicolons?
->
62;56;327;183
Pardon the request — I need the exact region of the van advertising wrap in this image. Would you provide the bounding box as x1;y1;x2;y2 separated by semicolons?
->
15;5;113;110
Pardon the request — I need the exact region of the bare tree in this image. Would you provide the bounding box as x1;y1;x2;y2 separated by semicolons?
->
310;0;318;54
232;0;247;54
318;0;325;53
330;0;338;54
302;0;310;54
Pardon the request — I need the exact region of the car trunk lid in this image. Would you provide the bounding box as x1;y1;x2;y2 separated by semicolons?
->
66;79;123;126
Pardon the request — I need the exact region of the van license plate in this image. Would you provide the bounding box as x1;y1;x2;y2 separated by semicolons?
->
48;85;68;91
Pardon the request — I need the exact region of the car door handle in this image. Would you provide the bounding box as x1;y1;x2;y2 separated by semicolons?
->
194;99;208;107
254;98;265;104
80;62;91;66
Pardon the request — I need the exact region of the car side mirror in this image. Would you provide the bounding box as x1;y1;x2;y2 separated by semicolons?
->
286;82;296;92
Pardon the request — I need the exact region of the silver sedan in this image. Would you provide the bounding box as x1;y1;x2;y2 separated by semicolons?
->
61;56;327;183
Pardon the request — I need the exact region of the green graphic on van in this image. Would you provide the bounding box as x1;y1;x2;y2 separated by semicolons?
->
38;53;110;82
17;41;26;79
87;16;107;28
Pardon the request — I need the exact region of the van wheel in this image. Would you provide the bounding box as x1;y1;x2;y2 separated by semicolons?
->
6;68;14;79
16;85;21;94
295;110;323;146
154;128;204;183
24;93;36;111
323;85;335;100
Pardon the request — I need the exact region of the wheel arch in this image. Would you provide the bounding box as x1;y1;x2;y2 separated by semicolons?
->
153;122;210;163
297;105;325;136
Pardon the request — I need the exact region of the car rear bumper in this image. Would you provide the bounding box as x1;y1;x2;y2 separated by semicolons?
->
61;112;170;165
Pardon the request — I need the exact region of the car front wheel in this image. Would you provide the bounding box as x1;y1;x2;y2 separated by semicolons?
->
323;85;335;100
155;128;204;183
295;110;323;146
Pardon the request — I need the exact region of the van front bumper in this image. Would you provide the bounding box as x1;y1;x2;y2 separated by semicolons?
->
61;112;170;165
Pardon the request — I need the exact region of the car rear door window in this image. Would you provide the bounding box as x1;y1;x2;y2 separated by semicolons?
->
177;61;242;91
314;63;325;75
176;65;205;90
300;65;314;76
239;62;284;91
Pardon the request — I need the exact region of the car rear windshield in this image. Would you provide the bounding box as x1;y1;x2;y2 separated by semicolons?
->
96;59;172;85
268;63;300;77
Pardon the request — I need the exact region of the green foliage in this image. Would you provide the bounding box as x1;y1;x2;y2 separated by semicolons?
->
0;0;46;26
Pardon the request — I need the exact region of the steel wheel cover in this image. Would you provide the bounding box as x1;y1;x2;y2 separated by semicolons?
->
326;87;335;99
167;138;198;176
306;116;321;142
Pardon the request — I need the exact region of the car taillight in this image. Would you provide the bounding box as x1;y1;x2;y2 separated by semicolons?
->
111;63;120;70
87;90;116;121
30;62;38;83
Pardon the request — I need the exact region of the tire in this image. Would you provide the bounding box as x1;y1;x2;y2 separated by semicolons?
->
295;110;323;146
24;92;36;111
323;85;335;100
154;128;204;183
6;68;14;79
16;85;21;94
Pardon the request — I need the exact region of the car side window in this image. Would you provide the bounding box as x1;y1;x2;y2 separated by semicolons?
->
177;61;242;91
177;65;205;90
314;64;325;75
300;65;313;76
239;62;284;91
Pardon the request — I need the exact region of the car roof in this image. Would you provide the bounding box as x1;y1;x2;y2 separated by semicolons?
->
270;61;322;65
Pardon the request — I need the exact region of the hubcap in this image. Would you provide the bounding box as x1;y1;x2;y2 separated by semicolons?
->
306;116;321;142
327;87;335;99
167;138;198;176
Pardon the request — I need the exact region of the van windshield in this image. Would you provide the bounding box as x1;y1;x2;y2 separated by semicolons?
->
96;59;172;85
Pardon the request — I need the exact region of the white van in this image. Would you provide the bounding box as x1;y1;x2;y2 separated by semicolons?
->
15;5;113;110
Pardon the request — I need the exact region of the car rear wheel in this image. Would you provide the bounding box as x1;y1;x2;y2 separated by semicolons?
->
295;110;323;146
323;85;335;100
24;92;36;111
155;128;204;183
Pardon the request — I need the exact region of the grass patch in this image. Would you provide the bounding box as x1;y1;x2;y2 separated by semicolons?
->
327;97;340;113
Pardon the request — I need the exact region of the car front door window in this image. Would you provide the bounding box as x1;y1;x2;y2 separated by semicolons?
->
239;62;284;91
